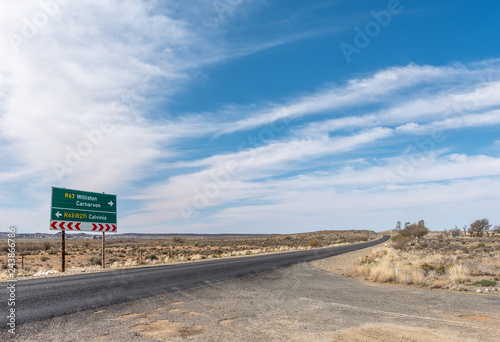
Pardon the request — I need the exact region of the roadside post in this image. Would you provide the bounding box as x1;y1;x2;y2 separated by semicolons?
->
61;230;65;272
102;231;105;268
50;187;118;271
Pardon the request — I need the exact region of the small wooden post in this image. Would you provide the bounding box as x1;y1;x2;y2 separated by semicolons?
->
61;231;66;272
21;255;24;270
102;232;105;268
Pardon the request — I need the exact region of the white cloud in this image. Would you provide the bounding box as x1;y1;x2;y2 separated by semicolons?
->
0;1;193;192
1;2;500;233
217;63;453;134
0;1;292;194
300;74;500;137
117;58;500;233
396;110;500;133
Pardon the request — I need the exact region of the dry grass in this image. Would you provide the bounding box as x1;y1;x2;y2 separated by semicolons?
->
447;264;470;284
356;237;500;291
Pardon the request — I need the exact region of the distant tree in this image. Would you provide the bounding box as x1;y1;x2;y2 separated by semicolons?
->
404;222;411;228
462;225;469;236
400;220;429;240
450;227;461;237
492;225;500;236
172;236;185;244
395;221;402;231
469;219;491;237
414;225;429;240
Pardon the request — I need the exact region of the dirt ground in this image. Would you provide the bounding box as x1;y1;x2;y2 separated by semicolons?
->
309;245;379;276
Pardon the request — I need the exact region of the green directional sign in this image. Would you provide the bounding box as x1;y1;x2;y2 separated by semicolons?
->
50;187;117;232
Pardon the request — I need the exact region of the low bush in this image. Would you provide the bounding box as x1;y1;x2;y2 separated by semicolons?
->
473;280;497;287
172;237;184;244
308;240;320;247
391;235;411;250
90;257;102;266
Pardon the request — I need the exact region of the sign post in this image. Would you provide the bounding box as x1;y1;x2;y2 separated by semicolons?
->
61;231;65;272
50;187;117;271
102;231;105;268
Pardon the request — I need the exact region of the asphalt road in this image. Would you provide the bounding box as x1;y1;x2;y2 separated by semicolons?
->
1;236;389;325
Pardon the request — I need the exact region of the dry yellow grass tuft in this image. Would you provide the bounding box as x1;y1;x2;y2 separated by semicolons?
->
447;264;470;284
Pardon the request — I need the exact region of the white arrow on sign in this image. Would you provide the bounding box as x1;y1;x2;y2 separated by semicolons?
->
108;201;114;207
55;211;62;218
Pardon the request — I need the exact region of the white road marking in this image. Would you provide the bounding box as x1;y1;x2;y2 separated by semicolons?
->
299;297;500;331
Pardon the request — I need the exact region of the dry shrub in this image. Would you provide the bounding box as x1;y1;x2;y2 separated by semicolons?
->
356;265;370;277
447;264;470;284
391;235;411;250
308;240;320;247
359;247;446;286
124;259;136;267
368;260;395;283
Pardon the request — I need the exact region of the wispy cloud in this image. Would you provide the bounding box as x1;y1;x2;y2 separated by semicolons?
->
122;59;500;232
1;2;499;233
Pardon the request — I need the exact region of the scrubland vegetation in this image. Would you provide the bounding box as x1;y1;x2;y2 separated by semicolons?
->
357;219;500;292
0;230;376;279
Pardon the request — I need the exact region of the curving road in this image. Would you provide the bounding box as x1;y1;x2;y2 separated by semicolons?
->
1;235;389;325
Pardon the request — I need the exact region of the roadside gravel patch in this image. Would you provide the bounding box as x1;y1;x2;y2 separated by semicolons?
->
310;245;381;276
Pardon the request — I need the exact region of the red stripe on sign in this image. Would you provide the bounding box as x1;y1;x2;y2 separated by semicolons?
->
112;225;117;232
105;224;110;231
59;222;66;230
75;223;81;230
92;224;98;231
67;222;73;230
51;221;57;229
99;224;104;231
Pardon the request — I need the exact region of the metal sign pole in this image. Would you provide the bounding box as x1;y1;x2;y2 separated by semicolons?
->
102;231;105;268
61;230;66;272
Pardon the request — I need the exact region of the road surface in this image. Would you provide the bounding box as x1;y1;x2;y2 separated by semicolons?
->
1;236;389;325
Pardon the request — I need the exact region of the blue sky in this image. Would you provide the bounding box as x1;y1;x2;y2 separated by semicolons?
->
1;0;500;234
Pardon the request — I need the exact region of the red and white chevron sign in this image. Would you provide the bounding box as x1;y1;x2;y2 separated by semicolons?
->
50;221;117;232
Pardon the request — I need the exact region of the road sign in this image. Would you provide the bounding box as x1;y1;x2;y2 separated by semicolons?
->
50;187;117;232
